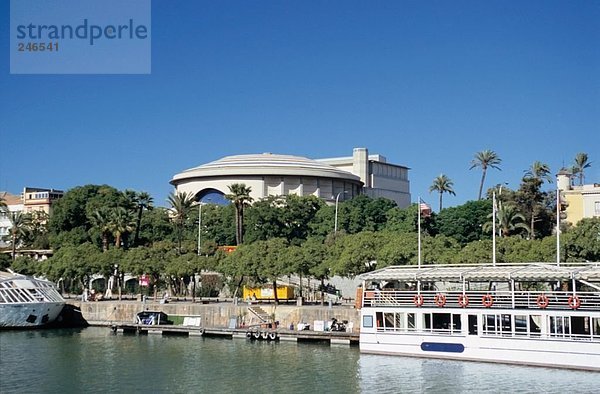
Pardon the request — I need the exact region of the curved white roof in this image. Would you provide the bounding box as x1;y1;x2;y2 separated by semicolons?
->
171;153;362;185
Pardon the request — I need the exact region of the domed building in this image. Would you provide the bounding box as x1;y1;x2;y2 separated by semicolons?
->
170;148;411;206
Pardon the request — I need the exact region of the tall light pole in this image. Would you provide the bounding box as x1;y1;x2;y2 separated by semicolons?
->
197;200;202;256
334;191;347;233
197;197;211;256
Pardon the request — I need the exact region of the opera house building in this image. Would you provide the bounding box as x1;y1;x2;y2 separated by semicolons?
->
170;148;410;207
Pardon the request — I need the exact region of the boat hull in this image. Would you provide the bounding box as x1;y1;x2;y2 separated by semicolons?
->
0;302;65;328
360;322;600;372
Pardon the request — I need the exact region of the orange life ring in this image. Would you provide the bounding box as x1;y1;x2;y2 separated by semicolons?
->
458;294;469;308
413;294;424;307
568;295;581;310
434;294;446;307
536;294;550;309
482;294;494;308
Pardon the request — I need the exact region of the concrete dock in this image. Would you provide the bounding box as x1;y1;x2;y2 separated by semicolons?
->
111;323;359;345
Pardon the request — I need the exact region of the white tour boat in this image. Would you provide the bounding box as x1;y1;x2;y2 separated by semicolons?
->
358;263;600;371
0;271;65;328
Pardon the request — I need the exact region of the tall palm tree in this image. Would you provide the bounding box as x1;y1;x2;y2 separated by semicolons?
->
522;161;552;238
108;207;136;249
483;204;529;237
225;184;253;245
133;191;153;246
89;208;112;252
167;191;196;252
572;152;592;186
523;161;552;184
470;150;502;200
8;212;31;260
429;174;456;211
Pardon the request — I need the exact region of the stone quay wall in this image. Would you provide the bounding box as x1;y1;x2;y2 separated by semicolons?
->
69;300;361;331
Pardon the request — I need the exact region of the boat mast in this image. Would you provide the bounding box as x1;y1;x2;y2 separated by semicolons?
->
556;184;560;267
418;197;422;269
492;191;496;267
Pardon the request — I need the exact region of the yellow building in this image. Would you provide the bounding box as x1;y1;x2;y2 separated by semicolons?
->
557;170;600;225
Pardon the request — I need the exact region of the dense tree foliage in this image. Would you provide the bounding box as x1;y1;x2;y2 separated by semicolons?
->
437;200;491;244
4;174;599;298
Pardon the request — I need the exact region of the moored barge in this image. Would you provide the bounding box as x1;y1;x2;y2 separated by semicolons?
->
358;263;600;371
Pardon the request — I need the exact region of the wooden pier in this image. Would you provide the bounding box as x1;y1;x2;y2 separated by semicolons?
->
111;324;359;346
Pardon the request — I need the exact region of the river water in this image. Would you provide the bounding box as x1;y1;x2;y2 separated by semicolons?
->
0;328;598;393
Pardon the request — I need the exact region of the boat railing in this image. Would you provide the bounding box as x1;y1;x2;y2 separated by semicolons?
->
362;290;600;311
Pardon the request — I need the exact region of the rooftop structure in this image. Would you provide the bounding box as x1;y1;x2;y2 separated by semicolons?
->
318;148;411;207
170;148;410;206
21;187;64;215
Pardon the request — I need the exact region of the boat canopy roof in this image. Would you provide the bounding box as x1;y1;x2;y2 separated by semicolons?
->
358;263;600;283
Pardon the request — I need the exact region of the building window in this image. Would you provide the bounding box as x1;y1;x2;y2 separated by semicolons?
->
595;201;600;216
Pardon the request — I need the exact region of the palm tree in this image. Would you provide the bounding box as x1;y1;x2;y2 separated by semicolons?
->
225;184;253;245
133;191;153;246
483;204;529;237
522;161;552;238
0;194;7;212
523;161;552;184
572;152;592;186
470;150;502;200
108;207;136;248
8;212;31;260
167;191;196;252
429;174;456;211
89;208;112;252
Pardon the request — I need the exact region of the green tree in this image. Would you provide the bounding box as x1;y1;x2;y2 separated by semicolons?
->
0;253;11;271
453;239;493;264
564;218;600;261
572;152;592;186
89;208;112;251
470;150;502;200
331;231;382;277
48;185;125;248
7;212;31;260
376;232;418;267
429;174;456;211
258;238;290;304
10;256;38;276
521;161;552;239
483;204;529;237
46;243;102;293
201;204;236;247
23;210;50;249
341;195;397;234
225;184;253;245
133;191;154;246
108;207;137;248
524;161;553;184
137;207;174;245
245;195;324;244
167;191;196;253
436;200;492;244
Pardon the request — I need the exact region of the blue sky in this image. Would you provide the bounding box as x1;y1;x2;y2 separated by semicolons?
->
1;1;598;209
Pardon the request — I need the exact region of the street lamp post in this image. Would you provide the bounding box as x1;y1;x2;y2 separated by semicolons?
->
197;201;202;256
197;198;211;256
334;191;347;233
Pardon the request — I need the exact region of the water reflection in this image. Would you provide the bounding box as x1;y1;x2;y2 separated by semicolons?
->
358;354;599;393
1;329;598;394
